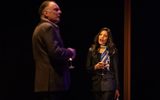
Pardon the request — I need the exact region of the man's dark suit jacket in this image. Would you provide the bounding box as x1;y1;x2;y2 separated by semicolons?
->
32;17;73;92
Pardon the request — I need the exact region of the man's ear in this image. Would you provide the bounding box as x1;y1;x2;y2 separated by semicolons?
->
43;11;47;15
43;10;49;16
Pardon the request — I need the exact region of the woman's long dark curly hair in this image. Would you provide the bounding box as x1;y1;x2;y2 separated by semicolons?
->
91;27;118;56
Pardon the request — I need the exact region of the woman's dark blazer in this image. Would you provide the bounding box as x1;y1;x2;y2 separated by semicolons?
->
32;18;73;92
86;47;120;91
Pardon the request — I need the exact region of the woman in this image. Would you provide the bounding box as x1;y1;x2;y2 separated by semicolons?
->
86;27;120;100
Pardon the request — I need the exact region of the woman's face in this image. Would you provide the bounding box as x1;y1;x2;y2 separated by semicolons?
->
98;30;108;46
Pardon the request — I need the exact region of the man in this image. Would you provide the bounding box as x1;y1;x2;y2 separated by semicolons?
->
32;1;76;100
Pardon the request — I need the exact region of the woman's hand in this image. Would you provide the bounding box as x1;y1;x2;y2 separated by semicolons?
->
114;89;120;100
94;62;106;69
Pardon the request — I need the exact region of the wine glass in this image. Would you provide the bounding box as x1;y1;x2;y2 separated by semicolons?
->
68;58;74;69
98;62;106;75
100;61;110;75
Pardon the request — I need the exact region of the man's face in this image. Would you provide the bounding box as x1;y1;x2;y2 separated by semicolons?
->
44;2;62;23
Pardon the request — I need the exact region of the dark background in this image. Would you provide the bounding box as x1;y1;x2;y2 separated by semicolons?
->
2;0;159;100
132;0;160;100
